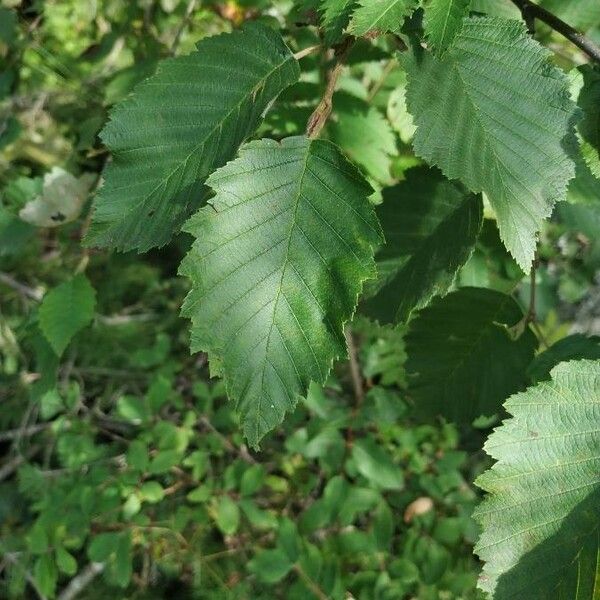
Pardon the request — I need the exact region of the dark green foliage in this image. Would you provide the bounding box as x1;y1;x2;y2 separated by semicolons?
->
2;0;600;598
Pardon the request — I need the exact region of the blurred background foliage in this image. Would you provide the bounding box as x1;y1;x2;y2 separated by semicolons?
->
1;0;599;598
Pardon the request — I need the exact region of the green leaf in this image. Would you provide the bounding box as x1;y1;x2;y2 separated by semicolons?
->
572;65;600;180
139;481;165;503
116;395;150;424
527;334;600;382
180;136;381;447
405;287;538;422
86;24;300;252
0;7;17;45
348;0;418;36
39;274;96;357
352;437;404;490
329;106;397;185
373;501;394;551
320;0;357;44
248;548;294;583
148;449;180;474
363;166;483;323
126;440;148;471
214;496;240;536
474;360;600;599
33;554;57;598
39;388;64;420
423;0;471;53
88;532;132;588
404;16;577;270
55;546;78;576
0;203;35;257
240;464;266;496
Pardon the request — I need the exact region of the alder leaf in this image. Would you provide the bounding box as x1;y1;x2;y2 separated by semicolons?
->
363;166;483;323
474;360;600;599
180;136;382;447
404;16;578;270
86;24;299;252
348;0;418;36
423;0;471;53
39;275;96;356
405;287;537;422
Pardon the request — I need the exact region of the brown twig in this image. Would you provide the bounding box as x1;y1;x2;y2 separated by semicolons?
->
306;37;354;138
509;0;600;63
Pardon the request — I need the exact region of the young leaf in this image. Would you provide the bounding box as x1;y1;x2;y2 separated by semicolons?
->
86;24;300;252
423;0;471;53
474;360;600;599
180;136;382;447
39;274;96;356
405;287;537;422
363;166;483;323
348;0;418;36
404;16;577;270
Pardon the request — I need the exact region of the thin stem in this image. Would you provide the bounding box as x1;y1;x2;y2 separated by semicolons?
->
0;272;43;301
344;326;364;446
57;563;104;600
509;0;600;63
367;58;397;102
293;45;319;61
345;327;364;406
525;251;538;325
293;564;328;600
170;0;198;55
306;37;354;138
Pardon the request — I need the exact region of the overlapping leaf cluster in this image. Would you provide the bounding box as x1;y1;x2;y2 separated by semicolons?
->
29;1;600;598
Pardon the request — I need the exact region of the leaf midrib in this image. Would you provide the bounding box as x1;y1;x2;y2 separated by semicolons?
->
254;140;313;442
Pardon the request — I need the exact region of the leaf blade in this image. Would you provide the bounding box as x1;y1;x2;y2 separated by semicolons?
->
38;275;96;357
180;136;382;447
405;287;537;422
474;360;600;599
86;24;300;252
404;16;577;269
363;166;483;323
